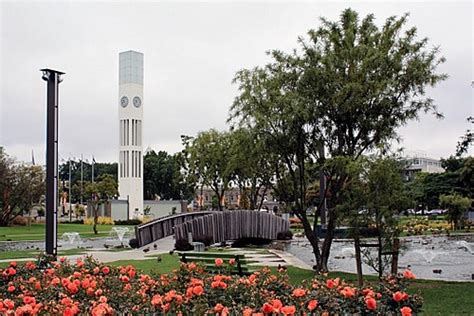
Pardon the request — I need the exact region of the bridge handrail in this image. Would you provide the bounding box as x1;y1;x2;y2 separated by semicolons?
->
137;211;215;229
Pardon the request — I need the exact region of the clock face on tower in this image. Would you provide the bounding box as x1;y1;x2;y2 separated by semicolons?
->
120;96;129;107
133;96;142;108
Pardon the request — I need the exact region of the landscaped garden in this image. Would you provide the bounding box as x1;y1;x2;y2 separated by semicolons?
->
0;223;134;242
1;254;473;315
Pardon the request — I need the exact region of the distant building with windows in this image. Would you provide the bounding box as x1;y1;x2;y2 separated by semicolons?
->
404;156;444;180
194;186;279;212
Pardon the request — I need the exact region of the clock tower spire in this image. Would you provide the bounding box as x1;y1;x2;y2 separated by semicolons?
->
118;50;144;218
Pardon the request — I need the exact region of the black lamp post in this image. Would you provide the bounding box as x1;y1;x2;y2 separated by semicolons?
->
41;68;65;257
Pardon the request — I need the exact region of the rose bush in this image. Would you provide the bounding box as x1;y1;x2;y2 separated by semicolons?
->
0;255;422;315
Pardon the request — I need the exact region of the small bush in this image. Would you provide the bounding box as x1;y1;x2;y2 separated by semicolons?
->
12;216;28;226
129;238;139;249
277;230;293;240
290;222;303;229
175;239;193;251
62;219;84;224
193;235;214;246
232;237;272;248
114;219;142;225
84;216;114;225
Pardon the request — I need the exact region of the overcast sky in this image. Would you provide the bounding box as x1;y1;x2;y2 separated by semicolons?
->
1;0;472;165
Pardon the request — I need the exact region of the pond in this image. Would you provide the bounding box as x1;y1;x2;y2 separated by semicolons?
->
287;235;474;281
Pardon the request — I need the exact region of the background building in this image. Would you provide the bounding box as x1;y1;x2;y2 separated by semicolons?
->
404;155;444;180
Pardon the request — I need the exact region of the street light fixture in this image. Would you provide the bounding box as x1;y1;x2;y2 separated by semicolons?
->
41;68;65;257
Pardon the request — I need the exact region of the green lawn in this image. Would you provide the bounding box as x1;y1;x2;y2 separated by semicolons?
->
109;254;474;315
0;248;88;260
0;223;134;241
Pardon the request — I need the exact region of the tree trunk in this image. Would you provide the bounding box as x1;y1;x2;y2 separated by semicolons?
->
391;238;400;275
300;213;322;270
354;236;363;287
320;207;336;271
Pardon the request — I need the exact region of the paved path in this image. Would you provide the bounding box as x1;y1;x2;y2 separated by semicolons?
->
1;236;312;270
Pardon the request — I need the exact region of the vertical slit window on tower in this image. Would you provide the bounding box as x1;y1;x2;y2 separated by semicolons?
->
127;120;130;146
138;120;141;146
138;151;141;177
125;151;128;177
131;120;134;146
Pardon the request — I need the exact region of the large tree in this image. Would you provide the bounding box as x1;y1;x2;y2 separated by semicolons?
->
143;150;193;201
0;148;44;226
229;128;277;210
85;175;118;234
182;129;234;211
230;9;446;271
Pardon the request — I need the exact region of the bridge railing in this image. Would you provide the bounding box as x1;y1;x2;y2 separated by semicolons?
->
135;211;214;248
174;210;290;244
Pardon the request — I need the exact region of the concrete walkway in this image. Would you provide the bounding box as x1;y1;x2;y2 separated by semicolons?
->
1;236;312;271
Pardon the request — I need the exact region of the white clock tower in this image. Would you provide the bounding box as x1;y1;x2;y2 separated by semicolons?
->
118;50;144;218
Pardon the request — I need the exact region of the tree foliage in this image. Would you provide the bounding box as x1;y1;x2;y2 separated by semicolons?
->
182;129;234;211
440;193;472;230
230;8;446;271
85;175;118;234
143;150;193;201
0;148;44;226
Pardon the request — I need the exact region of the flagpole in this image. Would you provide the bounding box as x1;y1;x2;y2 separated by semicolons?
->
80;155;83;205
92;156;95;183
69;158;72;222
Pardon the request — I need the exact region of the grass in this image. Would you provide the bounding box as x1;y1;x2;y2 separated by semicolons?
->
109;254;474;315
0;248;88;260
0;223;134;241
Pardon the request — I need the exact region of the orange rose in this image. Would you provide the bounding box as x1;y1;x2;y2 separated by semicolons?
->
102;267;110;275
243;307;253;316
229;258;236;265
214;303;224;313
400;306;412;316
151;295;162;306
193;285;204;296
215;258;224;267
67;283;78;294
340;286;356;298
403;270;416;280
326;278;339;289
262;303;274;314
365;297;377;310
393;291;407;302
307;299;318;311
292;288;306;297
7;285;15;292
281;305;296;316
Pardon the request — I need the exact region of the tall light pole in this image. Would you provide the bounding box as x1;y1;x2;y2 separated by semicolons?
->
69;158;72;222
41;68;65;257
80;155;84;205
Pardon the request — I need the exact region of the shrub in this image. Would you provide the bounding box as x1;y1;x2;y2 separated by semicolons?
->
62;219;84;224
129;238;139;249
0;256;423;315
289;217;302;224
36;208;45;217
193;235;214;246
232;237;272;247
277;230;294;240
84;216;114;225
175;238;193;251
290;222;304;229
11;216;28;226
114;219;142;226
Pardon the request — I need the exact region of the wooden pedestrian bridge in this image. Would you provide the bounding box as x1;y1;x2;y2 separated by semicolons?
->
134;210;290;248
